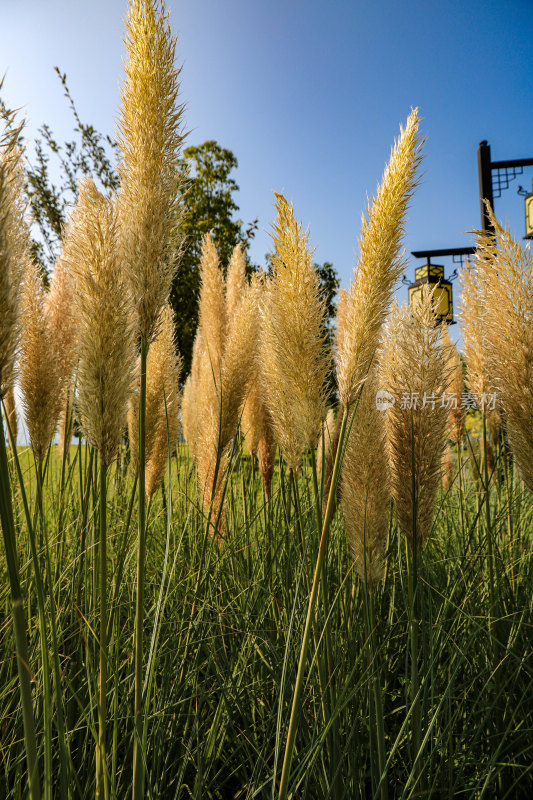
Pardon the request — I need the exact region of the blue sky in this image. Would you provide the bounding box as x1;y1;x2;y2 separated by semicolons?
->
2;0;532;320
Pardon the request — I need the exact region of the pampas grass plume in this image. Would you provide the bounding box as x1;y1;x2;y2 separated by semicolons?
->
471;211;533;491
341;369;389;585
117;0;187;343
19;259;62;463
337;108;423;408
71;180;135;468
4;384;17;449
260;193;328;471
381;290;448;549
226;243;247;320
0;137;27;396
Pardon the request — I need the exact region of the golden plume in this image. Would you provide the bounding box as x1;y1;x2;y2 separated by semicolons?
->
219;274;261;451
4;384;17;450
0;136;27;397
439;326;464;491
471;212;533;491
117;0;187;343
47;216;80;459
198;233;226;381
226;243;247;320
341;368;390;585
182;329;204;459
316;407;336;478
19;259;63;463
335;287;348;358
380;290;449;549
258;425;276;500
440;325;465;444
337;109;423;408
259;193;328;471
71;180;135;468
192;239;261;526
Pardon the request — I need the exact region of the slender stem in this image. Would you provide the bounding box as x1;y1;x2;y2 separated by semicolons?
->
0;405;41;800
97;459;108;800
133;335;148;800
408;409;423;794
310;447;340;799
368;588;388;800
277;409;348;800
36;459;69;800
34;461;52;800
482;412;496;655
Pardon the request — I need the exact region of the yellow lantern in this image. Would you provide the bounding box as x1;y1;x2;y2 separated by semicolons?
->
525;188;533;240
407;262;454;324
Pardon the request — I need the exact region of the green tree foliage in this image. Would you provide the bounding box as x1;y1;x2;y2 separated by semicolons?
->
315;261;341;403
0;68;120;275
2;73;341;386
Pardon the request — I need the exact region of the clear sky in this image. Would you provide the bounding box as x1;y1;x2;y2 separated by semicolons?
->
2;0;532;316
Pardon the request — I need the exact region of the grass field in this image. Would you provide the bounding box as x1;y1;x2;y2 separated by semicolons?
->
1;436;531;799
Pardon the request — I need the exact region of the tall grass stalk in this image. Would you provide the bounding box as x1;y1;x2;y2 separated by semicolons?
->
35;457;69;800
97;459;108;799
133;335;148;799
0;405;41;800
277;407;348;800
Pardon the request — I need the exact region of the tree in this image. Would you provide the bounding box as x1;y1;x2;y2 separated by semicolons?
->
0;68;119;277
170;140;258;377
1;74;257;375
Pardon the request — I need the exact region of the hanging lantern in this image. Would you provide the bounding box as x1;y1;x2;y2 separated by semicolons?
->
525;182;533;240
407;262;454;324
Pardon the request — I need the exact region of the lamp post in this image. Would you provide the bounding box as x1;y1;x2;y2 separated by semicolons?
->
477;141;533;236
405;247;474;324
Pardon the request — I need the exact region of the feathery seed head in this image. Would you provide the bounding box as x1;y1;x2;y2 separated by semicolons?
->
226;243;247;320
198;233;226;384
117;0;187;342
145;304;182;498
380;289;449;549
316;408;336;477
470;213;533;491
341;369;390;586
4;383;17;449
0;138;28;396
337;108;423;407
19;259;62;463
71;180;135;468
259;193;328;471
219;274;262;452
440;325;465;444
